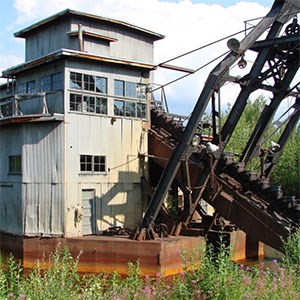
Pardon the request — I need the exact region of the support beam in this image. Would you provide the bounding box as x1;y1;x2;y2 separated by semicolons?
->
240;50;300;164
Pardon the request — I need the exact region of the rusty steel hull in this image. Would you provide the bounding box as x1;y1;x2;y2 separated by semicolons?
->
0;232;204;276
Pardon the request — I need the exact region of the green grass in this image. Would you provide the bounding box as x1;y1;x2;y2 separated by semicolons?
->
0;230;300;300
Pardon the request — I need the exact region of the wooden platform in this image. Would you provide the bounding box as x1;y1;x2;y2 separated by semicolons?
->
0;233;205;276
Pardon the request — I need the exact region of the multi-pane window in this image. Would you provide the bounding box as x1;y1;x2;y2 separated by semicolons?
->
41;72;63;91
80;155;106;173
17;81;36;94
70;93;107;115
94;156;106;172
114;80;146;99
70;72;107;94
80;155;92;172
114;100;147;119
114;100;125;116
8;155;22;174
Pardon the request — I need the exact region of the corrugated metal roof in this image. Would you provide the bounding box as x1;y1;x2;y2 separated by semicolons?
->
1;48;157;77
14;9;165;41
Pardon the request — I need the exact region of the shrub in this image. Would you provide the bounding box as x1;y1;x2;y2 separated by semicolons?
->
282;229;300;272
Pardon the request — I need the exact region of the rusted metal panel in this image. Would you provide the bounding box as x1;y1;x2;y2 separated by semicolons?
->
0;232;204;276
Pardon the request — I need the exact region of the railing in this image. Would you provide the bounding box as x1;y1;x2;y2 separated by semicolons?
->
0;91;64;119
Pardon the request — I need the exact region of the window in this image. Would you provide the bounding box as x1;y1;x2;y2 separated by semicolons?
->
125;102;136;117
95;77;107;94
9;155;22;174
94;156;106;172
80;155;92;172
80;155;106;173
40;75;51;91
136;83;147;99
70;72;107;94
114;100;125;116
96;97;107;114
41;72;63;92
125;82;137;98
70;94;82;111
70;72;82;90
114;80;146;99
84;96;95;112
27;81;36;93
17;83;26;94
113;100;147;119
17;81;35;94
70;93;107;115
137;103;147;119
83;74;95;91
114;79;125;96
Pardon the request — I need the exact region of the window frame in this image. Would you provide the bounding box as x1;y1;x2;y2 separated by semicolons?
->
8;155;22;175
70;93;108;115
17;81;36;94
114;99;125;116
41;72;63;92
80;155;106;174
70;71;107;94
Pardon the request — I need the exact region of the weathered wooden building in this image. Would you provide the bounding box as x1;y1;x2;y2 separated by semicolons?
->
0;9;164;238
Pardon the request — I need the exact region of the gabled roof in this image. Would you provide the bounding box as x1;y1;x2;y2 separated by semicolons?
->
14;9;164;41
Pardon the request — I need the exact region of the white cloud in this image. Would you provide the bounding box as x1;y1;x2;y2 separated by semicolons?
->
6;0;276;114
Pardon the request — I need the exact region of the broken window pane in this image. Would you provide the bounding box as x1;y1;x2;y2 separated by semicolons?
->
84;96;95;112
70;72;82;90
114;100;125;116
96;97;107;114
125;102;136;117
137;103;147;119
95;77;107;94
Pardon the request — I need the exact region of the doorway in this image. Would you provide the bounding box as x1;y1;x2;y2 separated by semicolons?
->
82;189;96;235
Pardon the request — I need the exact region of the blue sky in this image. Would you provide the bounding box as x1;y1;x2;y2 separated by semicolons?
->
1;0;286;115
